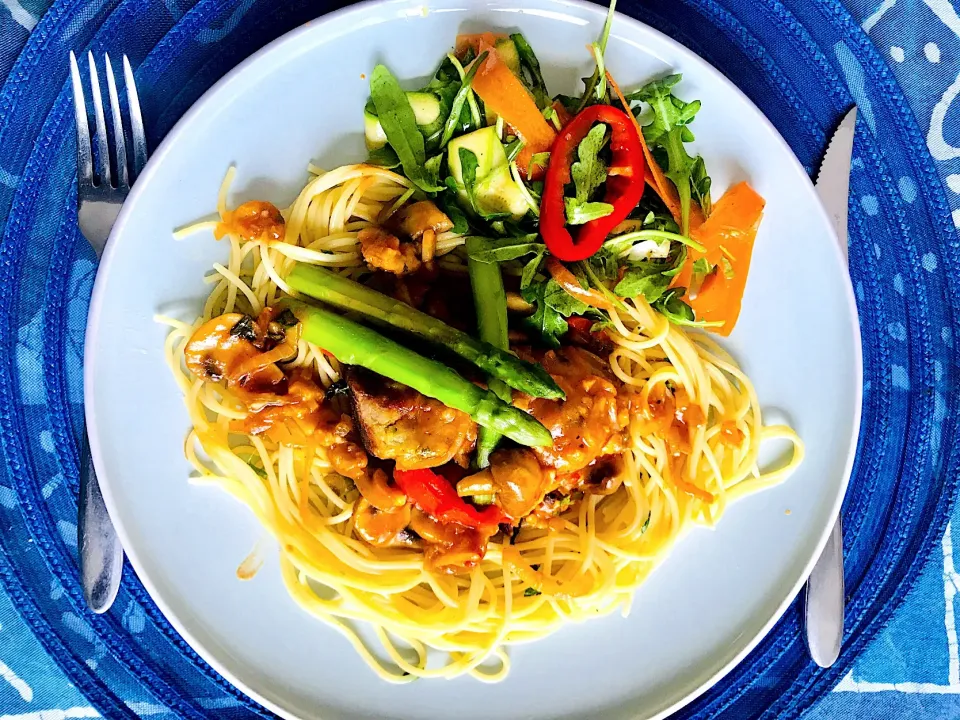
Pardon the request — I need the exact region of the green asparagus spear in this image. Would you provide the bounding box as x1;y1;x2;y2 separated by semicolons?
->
468;258;511;468
289;300;552;447
287;263;564;400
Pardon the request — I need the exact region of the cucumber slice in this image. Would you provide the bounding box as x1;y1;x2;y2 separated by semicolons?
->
494;38;521;75
475;164;529;219
448;126;503;185
364;110;388;150
364;92;442;149
406;92;442;126
447;127;528;221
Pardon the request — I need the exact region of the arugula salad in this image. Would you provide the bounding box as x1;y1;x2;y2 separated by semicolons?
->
362;1;765;346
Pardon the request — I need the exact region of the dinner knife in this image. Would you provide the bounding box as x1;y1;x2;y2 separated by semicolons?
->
805;106;857;668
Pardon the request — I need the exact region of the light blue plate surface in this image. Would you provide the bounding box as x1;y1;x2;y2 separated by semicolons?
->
84;2;860;718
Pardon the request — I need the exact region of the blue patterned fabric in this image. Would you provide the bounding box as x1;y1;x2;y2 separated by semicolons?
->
0;0;956;718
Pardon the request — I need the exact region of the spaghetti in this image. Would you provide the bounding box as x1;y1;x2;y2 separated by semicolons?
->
161;162;804;682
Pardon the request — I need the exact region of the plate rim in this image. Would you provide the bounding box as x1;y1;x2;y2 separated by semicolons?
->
84;1;864;717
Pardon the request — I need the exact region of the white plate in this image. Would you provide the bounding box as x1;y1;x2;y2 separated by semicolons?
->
85;1;862;718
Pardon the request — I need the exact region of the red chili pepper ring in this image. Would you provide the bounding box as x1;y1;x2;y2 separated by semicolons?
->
540;104;646;262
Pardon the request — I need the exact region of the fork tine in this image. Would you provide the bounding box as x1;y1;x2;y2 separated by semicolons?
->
103;54;127;189
87;51;110;187
123;56;147;177
69;51;93;188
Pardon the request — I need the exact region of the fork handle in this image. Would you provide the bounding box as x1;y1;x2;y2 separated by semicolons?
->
78;443;123;613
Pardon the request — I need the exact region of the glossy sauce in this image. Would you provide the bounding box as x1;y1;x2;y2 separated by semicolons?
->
663;389;705;457
513;347;630;474
409;509;490;575
719;421;745;445
215;200;285;243
634;383;716;501
234;370;327;440
235;541;265;581
636;384;706;457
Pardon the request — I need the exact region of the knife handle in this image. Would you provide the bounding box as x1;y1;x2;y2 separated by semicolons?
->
805;518;844;667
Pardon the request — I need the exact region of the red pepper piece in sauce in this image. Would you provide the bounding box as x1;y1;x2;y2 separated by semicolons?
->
540;104;646;262
393;468;505;531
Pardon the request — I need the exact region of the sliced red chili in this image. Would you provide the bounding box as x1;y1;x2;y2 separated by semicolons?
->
540;104;646;262
393;468;505;531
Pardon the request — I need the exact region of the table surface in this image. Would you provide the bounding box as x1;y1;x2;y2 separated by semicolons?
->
0;0;958;718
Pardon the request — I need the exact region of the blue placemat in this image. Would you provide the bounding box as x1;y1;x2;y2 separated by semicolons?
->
0;0;957;718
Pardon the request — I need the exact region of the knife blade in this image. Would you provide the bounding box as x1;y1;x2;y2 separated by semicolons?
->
805;106;857;668
815;107;857;262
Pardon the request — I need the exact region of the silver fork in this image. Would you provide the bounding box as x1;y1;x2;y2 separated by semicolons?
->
70;51;147;613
